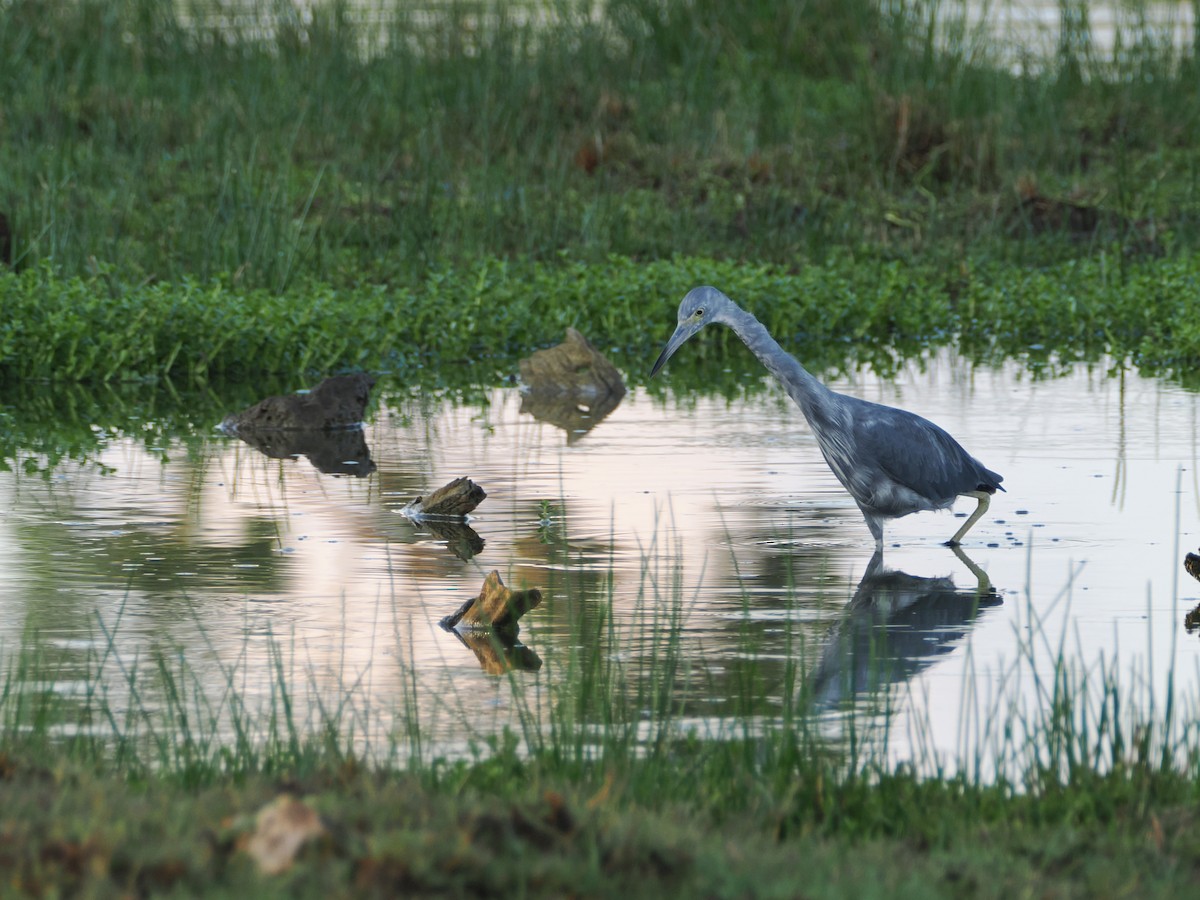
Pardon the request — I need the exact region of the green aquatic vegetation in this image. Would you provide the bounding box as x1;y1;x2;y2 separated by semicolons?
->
2;253;1199;388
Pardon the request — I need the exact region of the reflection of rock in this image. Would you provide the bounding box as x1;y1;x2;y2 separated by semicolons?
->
439;570;542;634
220;373;376;432
422;518;485;561
403;477;486;519
518;329;625;442
230;427;376;477
519;390;624;444
451;630;543;674
811;548;1002;708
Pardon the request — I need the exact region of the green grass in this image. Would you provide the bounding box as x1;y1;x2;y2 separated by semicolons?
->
0;0;1196;291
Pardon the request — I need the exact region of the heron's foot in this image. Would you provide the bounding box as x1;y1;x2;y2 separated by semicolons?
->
943;538;961;548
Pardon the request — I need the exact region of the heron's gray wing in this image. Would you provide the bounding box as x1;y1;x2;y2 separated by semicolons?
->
853;404;984;501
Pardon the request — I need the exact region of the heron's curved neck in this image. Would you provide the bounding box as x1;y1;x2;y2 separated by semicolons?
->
727;306;835;422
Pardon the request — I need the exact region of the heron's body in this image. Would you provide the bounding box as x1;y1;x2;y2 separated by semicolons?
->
650;286;1004;547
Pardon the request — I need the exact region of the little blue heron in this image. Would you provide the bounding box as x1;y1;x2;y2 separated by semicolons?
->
650;286;1004;547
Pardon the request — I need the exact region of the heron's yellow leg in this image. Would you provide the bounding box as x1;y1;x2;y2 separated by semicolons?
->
946;490;991;546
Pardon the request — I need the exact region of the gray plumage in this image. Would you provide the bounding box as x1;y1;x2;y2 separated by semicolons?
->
650;286;1004;547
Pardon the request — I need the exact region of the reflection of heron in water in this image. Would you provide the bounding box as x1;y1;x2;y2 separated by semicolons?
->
810;547;1002;708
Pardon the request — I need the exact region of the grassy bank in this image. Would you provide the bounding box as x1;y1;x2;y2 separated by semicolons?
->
0;0;1196;292
3;745;1199;897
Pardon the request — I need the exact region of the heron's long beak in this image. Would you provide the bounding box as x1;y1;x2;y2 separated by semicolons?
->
649;323;698;378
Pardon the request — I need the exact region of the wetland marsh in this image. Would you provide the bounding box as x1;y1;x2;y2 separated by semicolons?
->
4;352;1198;770
3;0;1200;895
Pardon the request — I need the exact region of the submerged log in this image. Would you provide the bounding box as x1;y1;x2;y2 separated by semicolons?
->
519;328;625;400
403;477;486;519
439;570;542;634
220;373;376;433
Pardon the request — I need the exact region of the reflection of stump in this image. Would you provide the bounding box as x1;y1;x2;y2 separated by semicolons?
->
423;519;485;561
455;631;543;674
439;570;542;634
220;373;376;432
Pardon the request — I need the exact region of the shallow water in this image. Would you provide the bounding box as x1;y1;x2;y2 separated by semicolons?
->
3;351;1199;767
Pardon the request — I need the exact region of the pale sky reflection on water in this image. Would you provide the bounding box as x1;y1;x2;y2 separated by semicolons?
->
2;351;1200;769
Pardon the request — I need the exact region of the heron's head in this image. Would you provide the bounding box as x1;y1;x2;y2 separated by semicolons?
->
649;285;733;378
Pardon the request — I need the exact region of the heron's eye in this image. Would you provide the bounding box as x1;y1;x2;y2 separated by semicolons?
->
694;308;705;319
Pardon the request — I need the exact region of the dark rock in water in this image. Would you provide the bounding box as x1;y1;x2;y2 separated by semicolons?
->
403;477;486;519
220;373;376;433
519;328;625;400
232;427;376;478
